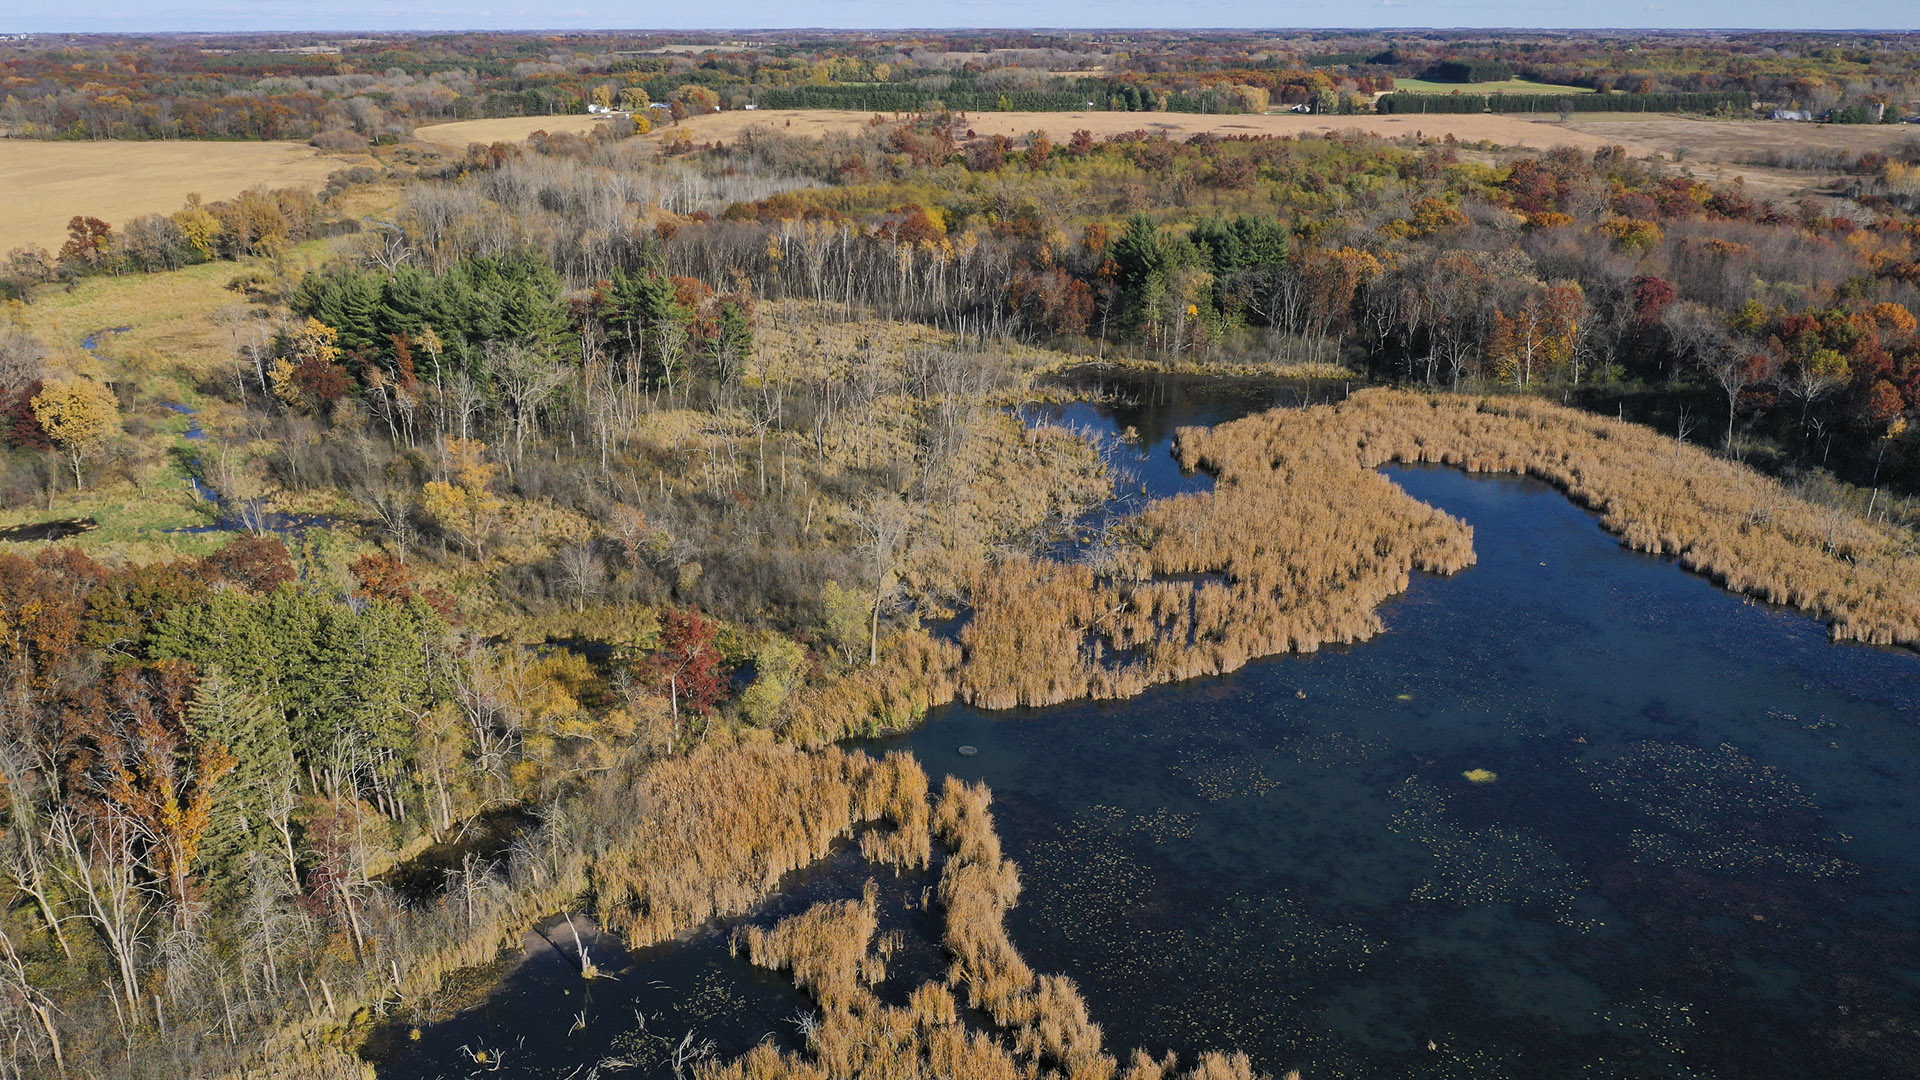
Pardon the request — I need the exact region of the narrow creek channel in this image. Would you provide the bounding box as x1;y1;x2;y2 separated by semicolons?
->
394;372;1920;1079
85;325;333;537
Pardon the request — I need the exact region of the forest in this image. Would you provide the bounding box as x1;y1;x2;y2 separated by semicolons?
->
4;28;1919;141
4;26;1920;1080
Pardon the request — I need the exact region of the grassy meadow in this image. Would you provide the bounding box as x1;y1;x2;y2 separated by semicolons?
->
1;237;367;561
1387;77;1596;95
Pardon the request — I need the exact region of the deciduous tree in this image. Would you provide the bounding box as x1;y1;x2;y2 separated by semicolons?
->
30;378;117;490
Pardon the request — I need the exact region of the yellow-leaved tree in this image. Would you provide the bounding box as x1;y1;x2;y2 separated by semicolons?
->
31;378;119;490
171;193;223;262
269;317;343;411
422;437;506;558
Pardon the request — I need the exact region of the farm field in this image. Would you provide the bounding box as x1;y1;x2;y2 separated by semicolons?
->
1566;112;1920;159
663;108;1917;201
1565;112;1920;197
667;106;1633;150
0;138;347;254
1388;77;1595;94
410;114;622;147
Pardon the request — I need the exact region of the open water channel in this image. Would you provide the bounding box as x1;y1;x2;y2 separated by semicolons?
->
388;372;1920;1079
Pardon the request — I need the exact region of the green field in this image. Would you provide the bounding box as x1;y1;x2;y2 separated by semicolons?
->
1387;77;1595;95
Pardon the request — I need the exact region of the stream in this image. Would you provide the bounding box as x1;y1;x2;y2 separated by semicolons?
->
82;324;333;536
390;371;1920;1079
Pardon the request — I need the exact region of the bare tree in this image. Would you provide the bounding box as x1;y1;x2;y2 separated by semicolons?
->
558;543;607;613
52;807;151;1018
0;927;63;1074
240;854;306;999
359;225;414;272
0;326;47;394
857;493;915;665
1675;405;1700;460
488;341;569;465
1784;348;1850;453
0;738;72;959
1703;341;1773;450
650;323;689;404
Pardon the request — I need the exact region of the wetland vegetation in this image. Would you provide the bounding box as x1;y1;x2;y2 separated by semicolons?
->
5;24;1920;1080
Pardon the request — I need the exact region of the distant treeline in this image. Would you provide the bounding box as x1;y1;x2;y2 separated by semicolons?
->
1377;89;1754;114
755;84;1100;113
751;81;1298;116
1424;59;1517;84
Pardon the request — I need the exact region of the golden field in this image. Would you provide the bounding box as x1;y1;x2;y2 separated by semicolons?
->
666;107;1920;199
666;106;1630;152
409;114;621;148
0;139;346;253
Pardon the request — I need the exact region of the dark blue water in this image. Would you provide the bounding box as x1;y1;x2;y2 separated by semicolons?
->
402;377;1920;1079
1021;370;1334;510
879;462;1920;1079
379;843;945;1078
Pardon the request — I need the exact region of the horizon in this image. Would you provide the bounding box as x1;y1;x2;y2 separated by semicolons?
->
9;26;1920;35
2;2;1916;36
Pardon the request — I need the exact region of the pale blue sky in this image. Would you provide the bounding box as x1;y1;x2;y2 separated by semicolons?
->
0;0;1911;34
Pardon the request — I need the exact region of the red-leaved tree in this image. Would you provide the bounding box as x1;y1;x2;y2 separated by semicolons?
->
642;608;731;719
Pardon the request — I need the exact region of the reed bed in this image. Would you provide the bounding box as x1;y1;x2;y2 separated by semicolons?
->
737;884;889;1013
698;776;1261;1080
1234;390;1920;648
784;630;961;746
954;387;1920;710
594;740;931;946
956;398;1476;709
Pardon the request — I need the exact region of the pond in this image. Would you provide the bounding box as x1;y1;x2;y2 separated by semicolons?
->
394;371;1920;1079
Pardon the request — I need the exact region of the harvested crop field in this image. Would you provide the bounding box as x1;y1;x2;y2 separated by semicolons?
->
1565;113;1920;162
411;114;621;148
666;107;1634;151
0;139;345;254
1560;114;1920;199
667;108;1919;201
